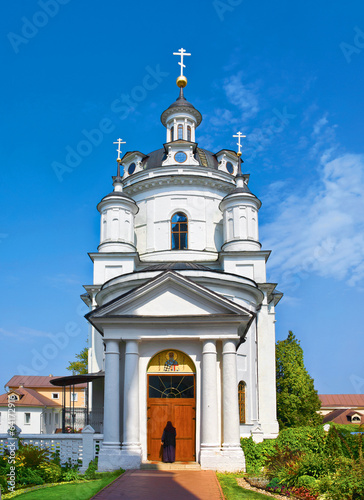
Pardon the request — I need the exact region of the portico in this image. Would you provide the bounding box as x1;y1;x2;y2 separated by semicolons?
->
86;271;254;471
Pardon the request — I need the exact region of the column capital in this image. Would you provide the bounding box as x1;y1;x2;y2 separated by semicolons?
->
202;339;217;354
104;339;120;354
124;339;140;355
222;338;238;354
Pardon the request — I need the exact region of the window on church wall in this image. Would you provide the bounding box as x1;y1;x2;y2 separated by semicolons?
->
170;125;174;142
238;381;246;424
111;217;119;240
102;218;107;240
187;125;192;141
178;124;183;140
149;375;195;398
171;212;188;250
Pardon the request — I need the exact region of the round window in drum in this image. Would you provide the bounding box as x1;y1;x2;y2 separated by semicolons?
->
226;161;234;174
128;162;136;174
174;151;187;163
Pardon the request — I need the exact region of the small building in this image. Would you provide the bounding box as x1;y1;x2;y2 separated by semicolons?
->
0;375;86;433
0;387;61;434
319;394;364;425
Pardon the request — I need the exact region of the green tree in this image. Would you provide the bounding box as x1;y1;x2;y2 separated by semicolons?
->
66;347;88;375
276;331;322;429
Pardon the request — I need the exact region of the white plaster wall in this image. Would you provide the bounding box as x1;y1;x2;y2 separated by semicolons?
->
237;322;259;430
89;325;104;374
222;254;267;283
0;407;43;434
43;409;62;434
98;198;137;251
256;300;279;437
133;186;224;255
93;256;135;285
220;196;260;252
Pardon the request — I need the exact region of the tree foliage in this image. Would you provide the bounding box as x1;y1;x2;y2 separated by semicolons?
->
276;331;322;428
66;347;88;375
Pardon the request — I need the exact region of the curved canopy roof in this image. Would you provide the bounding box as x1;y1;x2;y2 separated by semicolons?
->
160;89;202;127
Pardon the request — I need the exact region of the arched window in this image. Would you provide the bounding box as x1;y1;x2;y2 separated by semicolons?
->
171;212;188;250
178;124;183;140
238;381;246;424
170;125;174;142
187;125;192;141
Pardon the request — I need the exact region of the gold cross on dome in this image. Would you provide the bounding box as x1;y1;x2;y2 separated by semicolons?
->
173;48;191;77
233;132;246;156
113;138;126;161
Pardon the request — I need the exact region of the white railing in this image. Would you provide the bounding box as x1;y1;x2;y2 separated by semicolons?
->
0;426;103;472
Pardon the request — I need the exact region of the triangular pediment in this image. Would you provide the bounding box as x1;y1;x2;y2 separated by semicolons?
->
89;271;252;319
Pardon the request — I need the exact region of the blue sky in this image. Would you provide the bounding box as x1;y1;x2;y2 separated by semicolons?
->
1;0;364;395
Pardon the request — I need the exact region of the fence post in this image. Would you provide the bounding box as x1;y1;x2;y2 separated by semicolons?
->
80;425;95;472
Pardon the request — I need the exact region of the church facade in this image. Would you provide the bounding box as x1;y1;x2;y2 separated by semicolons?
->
83;53;282;472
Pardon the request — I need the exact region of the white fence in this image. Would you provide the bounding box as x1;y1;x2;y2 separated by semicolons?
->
0;426;103;472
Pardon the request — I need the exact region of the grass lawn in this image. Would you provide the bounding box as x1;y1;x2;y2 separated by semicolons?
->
8;471;122;500
217;473;274;500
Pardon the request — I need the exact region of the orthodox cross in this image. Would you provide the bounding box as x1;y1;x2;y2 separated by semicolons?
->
173;48;191;77
233;132;246;156
113;138;126;162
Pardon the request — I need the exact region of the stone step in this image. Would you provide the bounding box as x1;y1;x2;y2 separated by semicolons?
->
141;461;201;470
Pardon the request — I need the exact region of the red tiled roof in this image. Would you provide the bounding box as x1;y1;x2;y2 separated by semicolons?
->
0;388;62;408
6;375;86;389
319;394;364;408
323;408;363;424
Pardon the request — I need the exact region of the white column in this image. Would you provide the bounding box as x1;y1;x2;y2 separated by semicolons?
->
222;339;241;449
201;340;219;448
102;339;120;448
121;340;141;452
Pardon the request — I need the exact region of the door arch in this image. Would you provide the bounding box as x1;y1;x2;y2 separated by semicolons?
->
147;349;196;461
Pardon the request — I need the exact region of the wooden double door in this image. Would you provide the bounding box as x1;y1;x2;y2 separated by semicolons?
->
147;374;196;461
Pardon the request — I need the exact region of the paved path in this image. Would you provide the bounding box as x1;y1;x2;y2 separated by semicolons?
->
91;469;224;500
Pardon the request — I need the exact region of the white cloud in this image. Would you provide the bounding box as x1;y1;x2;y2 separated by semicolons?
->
312;115;328;135
17;327;52;338
0;326;53;341
209;108;238;128
261;153;364;289
0;327;18;338
309;114;338;159
223;72;259;120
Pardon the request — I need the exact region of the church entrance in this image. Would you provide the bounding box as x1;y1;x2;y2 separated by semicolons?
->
146;351;196;462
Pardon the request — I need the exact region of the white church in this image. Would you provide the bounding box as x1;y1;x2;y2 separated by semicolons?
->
82;49;282;472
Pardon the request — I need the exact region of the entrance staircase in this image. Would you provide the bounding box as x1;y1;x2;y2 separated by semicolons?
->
141;461;201;470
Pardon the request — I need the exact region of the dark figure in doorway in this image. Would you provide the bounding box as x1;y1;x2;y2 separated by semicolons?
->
161;421;176;463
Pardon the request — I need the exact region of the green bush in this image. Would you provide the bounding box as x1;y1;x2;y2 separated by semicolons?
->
17;467;45;486
240;424;364;499
240;437;276;475
296;474;317;489
38;461;62;482
275;426;326;455
62;468;81;481
266;477;280;489
18;443;50;468
325;424;362;460
325;459;364;500
84;458;98;479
